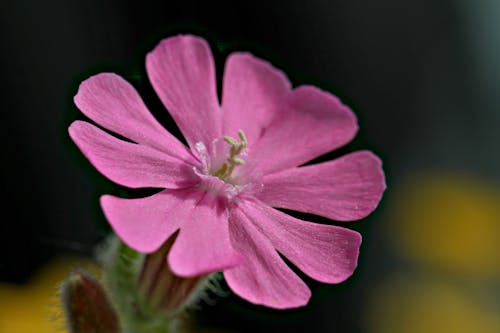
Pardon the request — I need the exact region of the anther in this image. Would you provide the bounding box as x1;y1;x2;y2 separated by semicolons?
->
230;157;245;165
238;130;248;147
224;136;239;147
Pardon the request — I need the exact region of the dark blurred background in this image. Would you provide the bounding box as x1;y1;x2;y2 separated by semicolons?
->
1;1;499;332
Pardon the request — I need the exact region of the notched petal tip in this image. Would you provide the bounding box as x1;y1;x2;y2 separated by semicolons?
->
146;34;212;67
292;84;359;138
238;200;364;286
99;191;186;254
99;194;156;254
251;84;360;174
221;50;293;145
259;149;386;221
67;120;80;137
346;150;387;218
224;207;313;309
73;72;120;103
153;33;209;47
225;51;292;90
69;120;192;189
365;150;388;191
145;33;221;150
325;229;363;284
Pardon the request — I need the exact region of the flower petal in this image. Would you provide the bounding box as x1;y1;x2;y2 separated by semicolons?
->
168;191;242;277
238;199;362;284
257;151;386;221
250;85;358;174
221;52;291;144
146;35;221;150
74;73;192;160
69;121;196;189
100;189;196;253
224;206;311;309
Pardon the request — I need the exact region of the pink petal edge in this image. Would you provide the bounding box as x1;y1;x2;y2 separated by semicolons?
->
100;189;196;253
238;198;362;284
250;85;358;174
146;35;222;151
224;206;311;309
258;151;386;221
69;121;196;189
221;52;291;144
74;72;193;161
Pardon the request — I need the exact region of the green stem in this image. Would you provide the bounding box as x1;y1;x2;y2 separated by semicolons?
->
102;238;175;333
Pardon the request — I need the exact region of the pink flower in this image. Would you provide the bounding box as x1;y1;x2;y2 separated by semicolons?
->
69;35;386;309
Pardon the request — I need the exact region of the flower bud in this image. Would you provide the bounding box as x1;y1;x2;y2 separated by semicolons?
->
61;270;121;333
137;235;206;314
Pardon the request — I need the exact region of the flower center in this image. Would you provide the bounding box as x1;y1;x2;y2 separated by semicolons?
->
212;130;248;181
194;129;262;200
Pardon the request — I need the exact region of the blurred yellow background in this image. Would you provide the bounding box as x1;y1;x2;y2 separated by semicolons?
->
0;258;98;333
364;173;500;333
